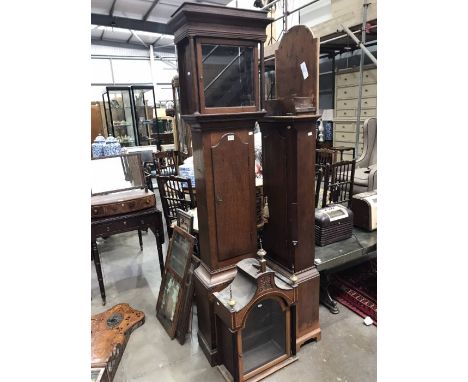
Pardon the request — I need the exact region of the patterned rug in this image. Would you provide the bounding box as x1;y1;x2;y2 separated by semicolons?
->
330;259;377;325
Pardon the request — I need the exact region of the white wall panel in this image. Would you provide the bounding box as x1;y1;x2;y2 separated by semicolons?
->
91;59;113;84
111;59;152;83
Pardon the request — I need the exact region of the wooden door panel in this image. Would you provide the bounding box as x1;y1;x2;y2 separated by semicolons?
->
262;127;290;268
211;133;253;261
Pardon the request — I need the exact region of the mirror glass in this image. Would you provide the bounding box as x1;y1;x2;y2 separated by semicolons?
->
91;154;144;195
242;298;286;374
167;230;192;278
159;273;181;324
202;44;254;108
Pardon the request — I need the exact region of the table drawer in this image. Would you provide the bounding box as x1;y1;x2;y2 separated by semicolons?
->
336;99;357;109
363;69;377;84
93;216;152;237
362;84;377;97
335;109;356;118
336;86;358;99
361;97;377;108
91;195;156;218
336;72;359;87
336;97;376;110
361;108;377;118
334;131;363;144
334;121;364;133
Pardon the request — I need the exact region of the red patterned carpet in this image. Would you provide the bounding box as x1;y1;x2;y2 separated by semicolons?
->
330;259;377;325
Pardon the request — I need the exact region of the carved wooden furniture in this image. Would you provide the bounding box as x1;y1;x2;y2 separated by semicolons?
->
320;159;356;208
91;304;145;382
91;153;165;305
156;175;196;238
259;25;321;350
91;189;156;218
213;255;297;382
168;2;271;364
152;150;179;176
91;207;165;305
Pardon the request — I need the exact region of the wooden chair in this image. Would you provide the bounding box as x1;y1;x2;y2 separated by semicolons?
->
321;160;356;208
316;146;355;166
153;150;179;176
156;175;196;237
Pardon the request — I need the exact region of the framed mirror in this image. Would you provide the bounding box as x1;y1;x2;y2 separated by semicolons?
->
91;153;145;196
156;226;195;338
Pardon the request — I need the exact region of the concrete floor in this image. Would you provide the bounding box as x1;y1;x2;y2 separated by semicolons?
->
92;228;376;382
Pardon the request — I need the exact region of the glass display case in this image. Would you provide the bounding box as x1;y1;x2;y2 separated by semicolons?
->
131;85;158;146
102;86;137;147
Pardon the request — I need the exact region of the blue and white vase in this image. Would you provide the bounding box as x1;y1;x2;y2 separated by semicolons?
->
91;134;106;158
104;135;121;156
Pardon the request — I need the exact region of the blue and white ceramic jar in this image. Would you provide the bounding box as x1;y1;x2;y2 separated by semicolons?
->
91;134;106;158
104;135;122;156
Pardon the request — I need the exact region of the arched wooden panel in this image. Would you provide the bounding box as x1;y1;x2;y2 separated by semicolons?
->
211;133;254;261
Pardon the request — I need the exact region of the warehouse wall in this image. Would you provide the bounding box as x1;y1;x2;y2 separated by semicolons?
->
91;43;178;103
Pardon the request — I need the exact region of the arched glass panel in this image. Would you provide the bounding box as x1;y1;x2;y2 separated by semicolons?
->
242;298;286;374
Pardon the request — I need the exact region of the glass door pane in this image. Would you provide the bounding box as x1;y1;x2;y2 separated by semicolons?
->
242;298;286;374
201;44;255;108
108;89;136;147
132;87;156;146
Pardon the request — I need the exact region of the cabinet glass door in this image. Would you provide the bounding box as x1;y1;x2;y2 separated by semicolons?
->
131;86;157;146
103;87;137;147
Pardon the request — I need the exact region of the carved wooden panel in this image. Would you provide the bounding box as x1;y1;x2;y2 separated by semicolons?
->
91;304;145;382
275;25;319;110
211;133;254;261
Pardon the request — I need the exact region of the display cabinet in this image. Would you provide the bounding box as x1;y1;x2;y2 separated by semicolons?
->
102;86;137;147
131;85;158;146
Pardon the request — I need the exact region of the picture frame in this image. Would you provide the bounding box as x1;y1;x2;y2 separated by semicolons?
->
176;208;194;234
156;226;195;339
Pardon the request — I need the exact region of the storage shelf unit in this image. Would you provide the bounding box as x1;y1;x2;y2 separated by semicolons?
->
334;66;377;160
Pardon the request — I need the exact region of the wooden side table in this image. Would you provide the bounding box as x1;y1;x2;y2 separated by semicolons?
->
91;207;165;305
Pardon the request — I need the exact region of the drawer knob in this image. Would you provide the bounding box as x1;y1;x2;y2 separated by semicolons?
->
123;221;127;225
121;203;125;207
146;198;150;204
344;102;347;105
140;220;145;224
93;209;98;214
365;89;368;92
344;91;347;94
106;227;110;232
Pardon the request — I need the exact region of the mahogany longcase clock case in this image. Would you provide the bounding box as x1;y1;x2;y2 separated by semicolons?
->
168;2;272;365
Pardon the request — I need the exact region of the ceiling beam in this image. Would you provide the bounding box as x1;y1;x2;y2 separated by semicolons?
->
109;0;118;16
91;38;176;53
91;13;171;35
130;30;149;48
152;35;163;46
143;0;160;21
